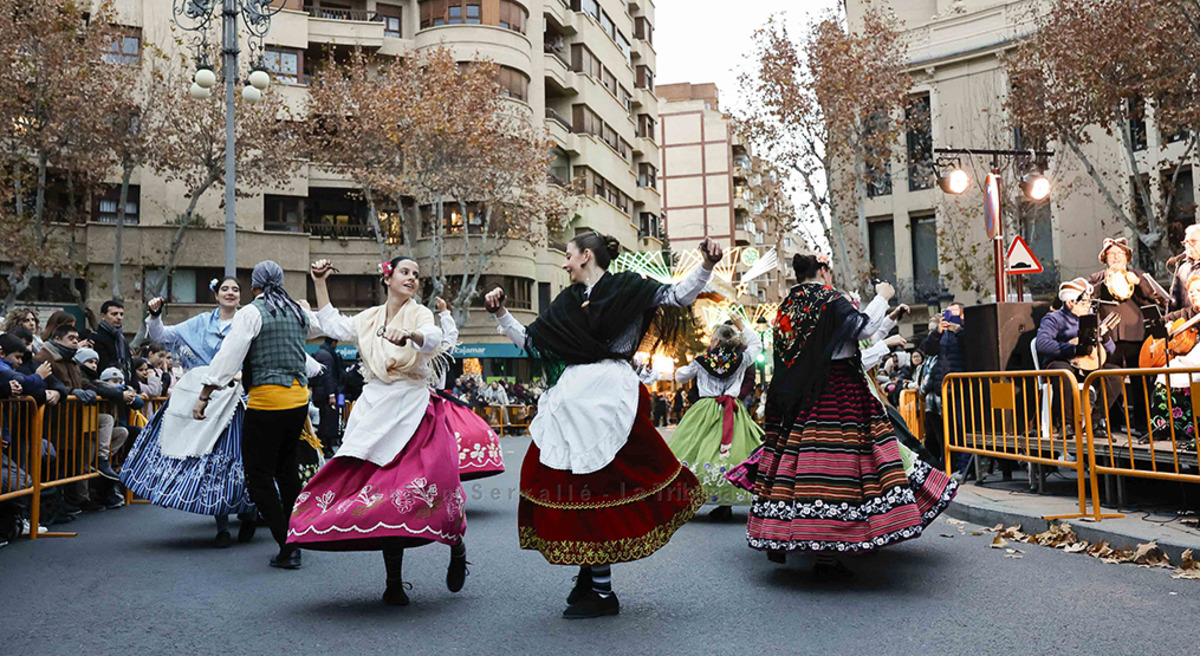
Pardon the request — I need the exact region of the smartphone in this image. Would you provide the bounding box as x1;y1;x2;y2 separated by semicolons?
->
941;310;963;326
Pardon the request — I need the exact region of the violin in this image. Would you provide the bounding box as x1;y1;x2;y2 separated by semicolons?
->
1139;314;1200;368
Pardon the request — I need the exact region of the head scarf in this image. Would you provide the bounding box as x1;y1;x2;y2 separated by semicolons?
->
252;261;305;326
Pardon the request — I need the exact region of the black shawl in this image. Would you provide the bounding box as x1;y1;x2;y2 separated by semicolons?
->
765;283;868;436
694;345;745;380
525;271;690;376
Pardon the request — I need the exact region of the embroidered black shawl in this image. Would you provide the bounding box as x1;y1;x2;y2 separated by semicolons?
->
765;283;869;435
694;345;745;380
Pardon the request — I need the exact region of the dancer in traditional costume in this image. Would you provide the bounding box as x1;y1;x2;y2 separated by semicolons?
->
121;278;257;548
194;262;320;570
433;297;504;481
737;254;957;580
288;258;467;607
483;232;718;619
667;316;764;520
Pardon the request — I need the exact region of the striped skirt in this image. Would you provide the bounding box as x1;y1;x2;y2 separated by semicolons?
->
120;400;255;517
746;360;956;553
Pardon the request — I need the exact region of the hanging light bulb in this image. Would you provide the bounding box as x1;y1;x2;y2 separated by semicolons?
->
242;83;262;104
248;66;271;90
938;167;970;195
189;82;212;99
1021;172;1051;201
194;65;217;89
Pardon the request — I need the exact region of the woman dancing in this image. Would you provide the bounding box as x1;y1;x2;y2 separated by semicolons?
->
739;254;957;580
433;297;505;481
288;257;467;607
668;315;764;520
121;278;256;548
483;232;718;619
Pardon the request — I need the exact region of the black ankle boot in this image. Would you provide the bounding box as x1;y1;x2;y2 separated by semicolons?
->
447;552;469;593
767;550;787;564
383;581;412;606
563;590;620;620
708;506;734;521
269;547;301;570
567;567;592;604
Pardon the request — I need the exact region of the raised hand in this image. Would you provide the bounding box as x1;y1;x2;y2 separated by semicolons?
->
484;287;507;314
148;297;166;314
436;297;448;313
699;237;723;269
310;259;335;281
875;281;896;301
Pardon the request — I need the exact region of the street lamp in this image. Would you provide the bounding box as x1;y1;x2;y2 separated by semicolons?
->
938;167;971;195
1021;172;1051;202
173;0;284;278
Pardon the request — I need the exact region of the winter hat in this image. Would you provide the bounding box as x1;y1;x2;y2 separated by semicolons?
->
1098;237;1133;264
1058;277;1093;304
100;367;125;384
74;348;99;366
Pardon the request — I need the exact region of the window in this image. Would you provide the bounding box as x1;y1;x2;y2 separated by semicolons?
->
1017;198;1058;294
864;112;892;197
573;0;600;21
572;104;601;137
420;203;485;235
636;65;653;91
498;66;529;101
264;195;303;233
638;163;656;188
575;166;631;214
867;218;896;283
910;214;940;303
498;0;526;33
472;276;533;310
617;32;631;67
600;11;615;37
264;47;302;84
602;68;617;96
639;212;662;239
94;185;140;225
571;44;602;79
636;114;655;140
619;85;632;111
102;29;141;65
376;3;402;37
635;17;652;44
1128;96;1147;152
307;187;372;238
538;282;551;313
308;275;379;309
548;146;571;185
906;93;933;191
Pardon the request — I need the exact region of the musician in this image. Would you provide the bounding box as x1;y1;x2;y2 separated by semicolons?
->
1035;278;1123;432
1086;237;1168;368
1169;225;1200;313
1150;273;1200;445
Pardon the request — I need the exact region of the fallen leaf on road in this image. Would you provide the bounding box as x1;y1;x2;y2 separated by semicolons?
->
1133;542;1171;568
1005;554;1024;559
1034;523;1078;548
1006;548;1024;554
971;531;984;536
990;524;1005;532
991;536;1009;549
939;533;955;538
1064;542;1089;553
946;518;966;526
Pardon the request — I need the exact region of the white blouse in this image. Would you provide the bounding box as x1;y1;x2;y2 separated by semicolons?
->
675;325;762;398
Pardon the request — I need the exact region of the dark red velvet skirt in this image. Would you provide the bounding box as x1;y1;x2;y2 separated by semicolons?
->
517;385;704;565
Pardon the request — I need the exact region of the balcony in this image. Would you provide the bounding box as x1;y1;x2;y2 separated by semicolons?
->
307;7;385;48
545;109;578;154
304;222;376;240
543;0;577;34
543;50;577;95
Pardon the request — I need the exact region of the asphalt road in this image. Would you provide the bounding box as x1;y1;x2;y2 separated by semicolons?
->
3;435;1197;656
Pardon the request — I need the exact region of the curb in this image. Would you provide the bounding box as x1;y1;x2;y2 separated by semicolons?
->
944;489;1200;563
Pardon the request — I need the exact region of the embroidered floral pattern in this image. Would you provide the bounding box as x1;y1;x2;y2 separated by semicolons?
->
315;490;337;514
1150;383;1198;447
293;492;311;510
694;346;745;379
774;283;840;367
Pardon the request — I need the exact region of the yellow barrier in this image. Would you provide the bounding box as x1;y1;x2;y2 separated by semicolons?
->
941;369;1106;520
0;398;43;511
1082;366;1200;520
898;388;924;443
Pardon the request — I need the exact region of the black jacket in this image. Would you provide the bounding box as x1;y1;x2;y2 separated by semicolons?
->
92;322;132;381
309;343;342;405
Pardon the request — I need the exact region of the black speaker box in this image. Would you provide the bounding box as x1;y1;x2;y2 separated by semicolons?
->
962;302;1052;372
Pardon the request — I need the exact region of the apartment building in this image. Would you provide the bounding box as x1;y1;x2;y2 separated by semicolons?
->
64;0;662;371
658;82;796;306
844;0;1196;311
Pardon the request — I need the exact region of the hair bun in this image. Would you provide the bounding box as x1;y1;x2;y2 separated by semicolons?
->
602;234;620;260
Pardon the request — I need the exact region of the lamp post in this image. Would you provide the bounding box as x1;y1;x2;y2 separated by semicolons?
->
174;0;282;278
934;147;1053;302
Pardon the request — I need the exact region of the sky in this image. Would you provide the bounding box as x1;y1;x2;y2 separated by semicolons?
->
654;0;840;114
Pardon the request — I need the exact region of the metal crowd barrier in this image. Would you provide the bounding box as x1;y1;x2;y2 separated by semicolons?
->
941;370;1103;520
897;388;924;443
120;396;168;506
473;404;534;435
0;398;43;530
1082;366;1200;520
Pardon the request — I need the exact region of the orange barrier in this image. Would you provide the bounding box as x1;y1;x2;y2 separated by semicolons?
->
941;369;1108;520
472;404;535;435
38;396;104;537
0;398;43;521
897;388;924;443
1082;366;1200;520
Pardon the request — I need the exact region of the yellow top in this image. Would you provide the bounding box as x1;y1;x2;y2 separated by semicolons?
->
247;380;309;411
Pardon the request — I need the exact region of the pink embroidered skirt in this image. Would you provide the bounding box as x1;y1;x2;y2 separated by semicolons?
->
287;399;466;552
436;395;506;481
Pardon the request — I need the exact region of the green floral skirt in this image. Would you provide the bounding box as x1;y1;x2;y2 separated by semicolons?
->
1150;383;1197;447
667;397;765;506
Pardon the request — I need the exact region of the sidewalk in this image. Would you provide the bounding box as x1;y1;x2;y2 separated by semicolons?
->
946;477;1200;562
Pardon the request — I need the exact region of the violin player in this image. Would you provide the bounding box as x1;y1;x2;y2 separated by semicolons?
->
1169;225;1200;313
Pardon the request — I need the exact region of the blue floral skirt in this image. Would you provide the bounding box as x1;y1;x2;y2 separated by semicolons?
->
120;400;255;516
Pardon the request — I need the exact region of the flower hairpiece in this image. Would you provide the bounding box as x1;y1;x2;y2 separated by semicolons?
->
816;253;831;265
379;261;394;277
209;278;220;292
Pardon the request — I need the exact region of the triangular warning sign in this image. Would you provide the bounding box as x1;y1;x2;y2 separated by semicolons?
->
1005;235;1043;274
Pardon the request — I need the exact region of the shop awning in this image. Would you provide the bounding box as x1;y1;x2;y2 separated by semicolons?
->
453;343;527;359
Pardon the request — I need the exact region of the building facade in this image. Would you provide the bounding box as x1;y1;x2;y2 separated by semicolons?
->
657;82;796;307
45;0;662;370
844;0;1196;319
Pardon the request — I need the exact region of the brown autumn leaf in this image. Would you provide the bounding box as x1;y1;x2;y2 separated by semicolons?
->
1063;542;1090;554
1034;523;1079;548
991;536;1009;549
1132;542;1171;568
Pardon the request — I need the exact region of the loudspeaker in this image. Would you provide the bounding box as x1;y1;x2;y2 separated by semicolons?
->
962;302;1052;372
